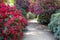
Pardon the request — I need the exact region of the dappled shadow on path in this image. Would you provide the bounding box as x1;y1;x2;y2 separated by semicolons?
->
22;19;56;40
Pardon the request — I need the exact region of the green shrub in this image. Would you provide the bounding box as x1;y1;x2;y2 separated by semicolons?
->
48;11;60;40
37;12;51;25
27;12;36;19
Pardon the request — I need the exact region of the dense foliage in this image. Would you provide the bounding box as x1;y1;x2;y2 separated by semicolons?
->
16;0;30;10
48;9;60;40
37;2;57;24
15;4;27;18
27;12;36;19
0;2;27;40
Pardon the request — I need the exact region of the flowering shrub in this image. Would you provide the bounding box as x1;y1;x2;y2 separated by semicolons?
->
15;4;27;19
28;0;58;14
15;0;30;18
16;0;30;9
37;2;58;24
0;2;27;40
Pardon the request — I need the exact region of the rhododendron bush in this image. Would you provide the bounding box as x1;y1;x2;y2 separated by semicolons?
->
15;4;27;19
0;2;27;40
28;0;58;24
15;0;30;18
16;0;30;9
28;0;58;14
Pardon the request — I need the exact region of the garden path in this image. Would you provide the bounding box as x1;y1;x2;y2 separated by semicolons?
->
23;19;56;40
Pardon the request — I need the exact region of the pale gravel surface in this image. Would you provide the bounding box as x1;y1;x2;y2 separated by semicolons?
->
22;19;56;40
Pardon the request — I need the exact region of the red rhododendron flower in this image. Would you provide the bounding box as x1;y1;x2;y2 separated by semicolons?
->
0;2;27;40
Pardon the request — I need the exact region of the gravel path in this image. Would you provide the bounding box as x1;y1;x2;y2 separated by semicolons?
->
22;19;56;40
